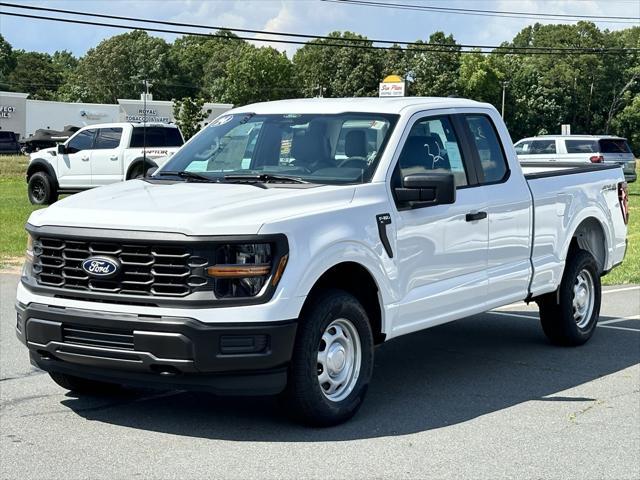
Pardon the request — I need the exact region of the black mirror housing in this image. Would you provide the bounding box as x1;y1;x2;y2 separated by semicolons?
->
395;173;456;209
57;144;66;155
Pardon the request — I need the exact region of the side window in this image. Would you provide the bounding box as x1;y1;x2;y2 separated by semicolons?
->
94;128;122;150
66;129;96;154
515;141;530;154
464;115;508;184
396;116;468;187
566;139;598;154
529;140;556;154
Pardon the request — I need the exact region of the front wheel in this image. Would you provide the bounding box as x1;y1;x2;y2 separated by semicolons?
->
536;249;601;346
283;289;374;426
28;171;58;205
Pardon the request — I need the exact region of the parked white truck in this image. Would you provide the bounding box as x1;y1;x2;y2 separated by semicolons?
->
26;122;184;205
16;98;629;426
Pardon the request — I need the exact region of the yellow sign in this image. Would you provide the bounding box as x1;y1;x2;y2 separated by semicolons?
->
382;75;403;83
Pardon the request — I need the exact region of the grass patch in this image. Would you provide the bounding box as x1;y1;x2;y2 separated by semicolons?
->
0;155;42;267
0;155;637;283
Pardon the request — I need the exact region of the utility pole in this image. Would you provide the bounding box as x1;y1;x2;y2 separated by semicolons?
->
501;81;510;118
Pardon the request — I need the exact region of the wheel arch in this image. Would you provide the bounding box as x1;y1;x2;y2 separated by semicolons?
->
126;157;158;179
26;159;58;187
565;216;609;274
301;261;386;345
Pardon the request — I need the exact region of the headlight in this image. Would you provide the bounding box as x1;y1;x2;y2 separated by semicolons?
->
22;234;34;278
206;243;287;298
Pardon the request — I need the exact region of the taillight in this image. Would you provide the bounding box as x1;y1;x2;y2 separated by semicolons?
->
590;155;604;163
618;182;629;225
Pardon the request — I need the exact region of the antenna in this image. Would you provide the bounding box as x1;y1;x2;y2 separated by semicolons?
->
142;79;151;178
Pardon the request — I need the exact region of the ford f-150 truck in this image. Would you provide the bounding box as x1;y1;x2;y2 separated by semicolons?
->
16;98;629;426
26;122;184;205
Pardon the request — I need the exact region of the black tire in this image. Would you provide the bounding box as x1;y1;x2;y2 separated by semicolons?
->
283;289;374;427
536;249;601;346
48;372;122;395
28;171;58;205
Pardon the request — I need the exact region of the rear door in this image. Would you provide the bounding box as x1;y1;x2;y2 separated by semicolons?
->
90;127;124;186
460;113;533;307
392;113;489;336
599;138;635;174
58;128;96;188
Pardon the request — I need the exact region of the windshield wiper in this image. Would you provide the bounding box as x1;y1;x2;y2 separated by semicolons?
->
156;171;217;182
222;173;309;184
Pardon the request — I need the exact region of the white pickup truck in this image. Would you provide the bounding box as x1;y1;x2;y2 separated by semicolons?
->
26;122;184;205
16;98;629;426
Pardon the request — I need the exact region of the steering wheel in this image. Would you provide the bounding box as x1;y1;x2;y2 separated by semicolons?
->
338;158;368;170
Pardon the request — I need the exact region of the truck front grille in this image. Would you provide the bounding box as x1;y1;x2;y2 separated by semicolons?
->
33;237;208;297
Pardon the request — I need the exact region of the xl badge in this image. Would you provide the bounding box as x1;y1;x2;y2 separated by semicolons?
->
82;256;120;278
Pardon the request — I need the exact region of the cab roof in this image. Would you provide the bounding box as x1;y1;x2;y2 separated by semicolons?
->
230;97;491;116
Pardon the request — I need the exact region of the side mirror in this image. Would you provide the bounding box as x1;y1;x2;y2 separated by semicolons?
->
394;173;456;209
57;144;67;155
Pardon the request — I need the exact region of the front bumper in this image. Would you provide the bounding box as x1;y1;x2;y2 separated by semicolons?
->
16;302;297;395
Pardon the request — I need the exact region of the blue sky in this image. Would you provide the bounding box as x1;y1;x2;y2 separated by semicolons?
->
1;0;638;57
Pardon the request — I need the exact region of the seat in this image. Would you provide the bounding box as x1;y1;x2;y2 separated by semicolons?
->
290;122;332;171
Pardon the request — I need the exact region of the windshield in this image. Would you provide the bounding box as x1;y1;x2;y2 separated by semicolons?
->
159;112;398;185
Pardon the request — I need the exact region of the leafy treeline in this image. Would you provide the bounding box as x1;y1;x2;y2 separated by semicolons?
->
0;22;638;150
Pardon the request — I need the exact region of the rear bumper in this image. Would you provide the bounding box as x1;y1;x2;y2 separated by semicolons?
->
16;302;297;395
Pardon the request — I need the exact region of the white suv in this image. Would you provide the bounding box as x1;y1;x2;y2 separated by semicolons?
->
515;135;636;183
26;122;185;205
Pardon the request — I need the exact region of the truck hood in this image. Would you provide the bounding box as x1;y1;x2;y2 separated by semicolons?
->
28;180;356;235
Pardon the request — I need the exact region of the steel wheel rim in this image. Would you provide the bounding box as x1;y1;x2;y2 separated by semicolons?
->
32;179;45;202
317;318;362;402
573;268;595;329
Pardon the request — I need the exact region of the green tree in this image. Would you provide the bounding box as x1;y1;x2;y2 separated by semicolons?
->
406;32;461;96
219;46;297;106
58;30;176;103
173;97;208;140
458;50;502;106
6;51;62;99
0;34;16;88
293;31;383;97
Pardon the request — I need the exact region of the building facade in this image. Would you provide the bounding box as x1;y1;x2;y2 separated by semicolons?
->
0;91;233;140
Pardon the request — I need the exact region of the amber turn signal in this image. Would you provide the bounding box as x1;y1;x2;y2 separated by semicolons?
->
271;254;289;286
207;264;271;278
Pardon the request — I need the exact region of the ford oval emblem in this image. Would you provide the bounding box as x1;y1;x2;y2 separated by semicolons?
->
81;256;120;278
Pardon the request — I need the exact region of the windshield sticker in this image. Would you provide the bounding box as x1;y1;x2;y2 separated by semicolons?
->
370;120;385;130
211;115;233;127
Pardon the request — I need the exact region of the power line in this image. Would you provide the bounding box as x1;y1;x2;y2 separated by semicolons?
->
0;10;637;56
325;0;640;24
0;2;637;54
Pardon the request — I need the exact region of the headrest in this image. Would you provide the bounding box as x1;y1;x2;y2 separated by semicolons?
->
345;130;367;158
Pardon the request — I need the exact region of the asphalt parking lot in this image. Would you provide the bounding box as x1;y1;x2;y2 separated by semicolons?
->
1;272;638;479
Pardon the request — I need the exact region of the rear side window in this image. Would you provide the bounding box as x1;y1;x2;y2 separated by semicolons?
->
565;139;598;154
94;128;122;149
464;115;508;183
0;131;16;142
599;139;631;154
66;129;96;153
130;127;184;148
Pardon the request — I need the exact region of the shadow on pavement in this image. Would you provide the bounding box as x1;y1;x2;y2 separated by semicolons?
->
60;311;640;441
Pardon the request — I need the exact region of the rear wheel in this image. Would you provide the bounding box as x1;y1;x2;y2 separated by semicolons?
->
283;289;374;426
48;372;122;395
536;249;601;346
27;171;58;205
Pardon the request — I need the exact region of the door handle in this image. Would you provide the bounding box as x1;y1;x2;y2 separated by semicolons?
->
110;156;118;161
81;156;90;161
466;211;487;222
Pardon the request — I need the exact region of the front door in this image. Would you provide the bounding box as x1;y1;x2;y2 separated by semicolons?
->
90;127;124;186
57;128;96;188
391;114;489;337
